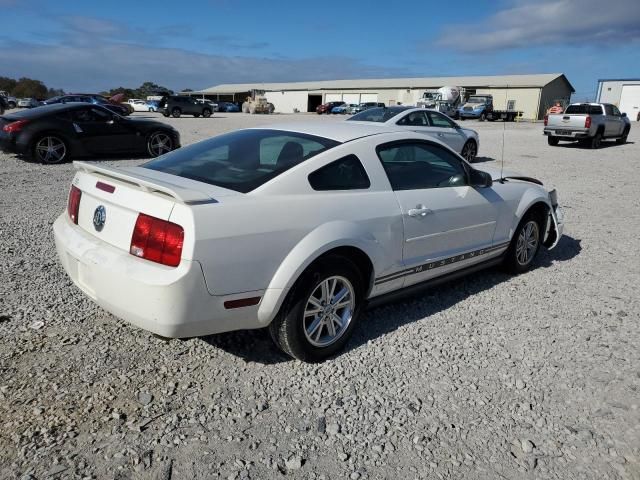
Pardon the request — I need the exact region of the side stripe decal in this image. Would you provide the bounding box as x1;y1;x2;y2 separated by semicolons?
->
374;242;510;285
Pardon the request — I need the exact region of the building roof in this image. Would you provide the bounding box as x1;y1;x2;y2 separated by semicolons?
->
190;73;574;94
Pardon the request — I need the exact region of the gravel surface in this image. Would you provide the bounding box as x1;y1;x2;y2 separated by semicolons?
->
1;112;639;479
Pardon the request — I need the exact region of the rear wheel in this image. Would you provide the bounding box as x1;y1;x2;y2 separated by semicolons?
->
33;135;68;164
504;212;543;273
202;108;212;118
480;112;487;122
589;132;602;149
461;140;477;162
171;108;181;118
616;128;629;144
147;131;174;157
269;256;364;362
547;136;559;146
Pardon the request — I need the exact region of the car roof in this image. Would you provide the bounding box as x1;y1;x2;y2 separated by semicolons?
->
1;102;102;120
251;121;409;143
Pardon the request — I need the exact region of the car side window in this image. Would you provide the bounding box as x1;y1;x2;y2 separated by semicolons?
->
604;104;614;116
71;107;112;123
426;111;456;128
377;142;467;190
612;105;621;116
397;111;428;126
308;154;370;191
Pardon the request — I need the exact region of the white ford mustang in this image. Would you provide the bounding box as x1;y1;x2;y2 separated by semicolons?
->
54;123;563;362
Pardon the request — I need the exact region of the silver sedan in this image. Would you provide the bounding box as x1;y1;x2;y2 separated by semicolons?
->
348;106;479;162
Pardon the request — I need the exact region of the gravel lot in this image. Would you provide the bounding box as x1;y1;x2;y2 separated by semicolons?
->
1;111;639;480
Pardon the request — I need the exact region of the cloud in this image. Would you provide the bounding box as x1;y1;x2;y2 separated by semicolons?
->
0;40;406;92
205;35;270;50
436;0;640;53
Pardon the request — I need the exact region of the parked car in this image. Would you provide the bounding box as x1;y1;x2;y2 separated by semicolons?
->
0;95;7;115
128;99;156;112
17;98;40;108
158;96;214;118
217;102;240;112
0;103;180;164
147;100;160;112
348;106;480;162
331;103;357;114
42;94;130;116
316;101;345;114
544;102;630;148
196;99;219;112
0;91;17;109
353;102;385;114
53;122;563;361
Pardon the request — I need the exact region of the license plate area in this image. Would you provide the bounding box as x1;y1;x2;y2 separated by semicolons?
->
555;130;572;135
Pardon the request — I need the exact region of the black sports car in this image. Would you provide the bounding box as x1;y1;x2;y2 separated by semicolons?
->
0;103;180;164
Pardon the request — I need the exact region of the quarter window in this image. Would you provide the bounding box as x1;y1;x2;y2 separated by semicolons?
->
377;142;467;190
308;155;370;191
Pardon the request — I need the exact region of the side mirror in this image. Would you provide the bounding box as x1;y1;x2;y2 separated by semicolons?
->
621;112;627;117
470;169;493;188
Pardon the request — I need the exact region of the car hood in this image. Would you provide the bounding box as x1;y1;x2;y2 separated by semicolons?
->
462;102;485;109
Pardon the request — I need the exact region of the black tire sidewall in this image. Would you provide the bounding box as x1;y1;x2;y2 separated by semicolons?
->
504;212;543;274
203;109;211;118
463;140;477;162
273;256;364;362
171;108;181;118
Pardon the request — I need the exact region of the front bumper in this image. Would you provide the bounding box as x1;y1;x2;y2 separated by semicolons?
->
53;214;263;338
459;110;483;119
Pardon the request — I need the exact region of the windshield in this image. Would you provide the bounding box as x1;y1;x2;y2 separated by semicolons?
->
565;104;603;115
467;97;488;104
348;107;410;123
143;129;340;193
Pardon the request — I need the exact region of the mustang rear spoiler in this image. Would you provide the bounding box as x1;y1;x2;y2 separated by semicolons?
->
73;161;217;205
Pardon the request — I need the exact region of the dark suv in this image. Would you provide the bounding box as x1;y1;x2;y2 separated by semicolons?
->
316;101;345;114
41;94;130;116
159;96;214;118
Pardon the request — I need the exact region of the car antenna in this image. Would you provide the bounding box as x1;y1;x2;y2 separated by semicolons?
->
499;85;507;182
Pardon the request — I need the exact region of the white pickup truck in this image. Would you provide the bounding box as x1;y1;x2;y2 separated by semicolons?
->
544;102;630;148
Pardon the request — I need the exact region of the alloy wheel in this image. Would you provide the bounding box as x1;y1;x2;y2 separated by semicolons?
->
515;220;539;266
35;136;67;164
148;132;173;157
462;141;477;162
303;275;355;348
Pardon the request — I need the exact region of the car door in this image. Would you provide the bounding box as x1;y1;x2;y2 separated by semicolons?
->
376;140;501;286
610;105;626;135
424;111;467;152
70;106;139;154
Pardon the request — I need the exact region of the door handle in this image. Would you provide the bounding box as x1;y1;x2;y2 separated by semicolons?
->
407;205;432;217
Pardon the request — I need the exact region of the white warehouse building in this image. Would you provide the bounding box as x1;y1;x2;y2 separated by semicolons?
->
187;73;574;120
596;79;640;120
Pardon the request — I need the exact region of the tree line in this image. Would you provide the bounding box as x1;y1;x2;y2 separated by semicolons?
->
0;76;64;99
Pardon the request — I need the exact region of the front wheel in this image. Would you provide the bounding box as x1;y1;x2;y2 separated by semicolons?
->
616;128;629;144
547;136;559;146
504;213;542;274
171;108;181;118
33;135;68;164
147;131;174;157
480;112;486;122
202;109;212;118
461;140;477;162
269;256;364;362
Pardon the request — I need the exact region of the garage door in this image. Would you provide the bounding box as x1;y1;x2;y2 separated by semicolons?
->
619;85;640;119
360;94;378;103
325;94;342;102
342;93;360;104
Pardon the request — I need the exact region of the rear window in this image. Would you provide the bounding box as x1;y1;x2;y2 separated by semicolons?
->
143;129;340;193
565;104;603;115
348;107;410;123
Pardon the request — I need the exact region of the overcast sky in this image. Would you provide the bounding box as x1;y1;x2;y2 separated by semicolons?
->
1;0;638;99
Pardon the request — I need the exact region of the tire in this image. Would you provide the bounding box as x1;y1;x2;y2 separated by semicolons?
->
588;132;602;149
269;255;364;362
461;140;478;162
171;108;181;118
480;112;486;122
547;136;559;146
32;135;69;164
202;109;212;118
616;128;629;144
193;113;200;118
504;211;543;274
162;112;170;117
147;131;174;157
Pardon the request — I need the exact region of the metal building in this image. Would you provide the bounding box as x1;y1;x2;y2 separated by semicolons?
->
187;73;574;120
596;79;640;120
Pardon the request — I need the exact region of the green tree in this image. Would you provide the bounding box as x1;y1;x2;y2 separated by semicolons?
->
13;77;48;99
0;76;18;94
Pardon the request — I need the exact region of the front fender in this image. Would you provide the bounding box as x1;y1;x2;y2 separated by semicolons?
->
257;220;384;325
512;187;562;247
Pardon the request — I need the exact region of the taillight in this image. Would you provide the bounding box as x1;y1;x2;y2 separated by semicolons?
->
543;115;548;126
67;185;81;224
130;213;184;267
584;116;591;128
2;119;28;133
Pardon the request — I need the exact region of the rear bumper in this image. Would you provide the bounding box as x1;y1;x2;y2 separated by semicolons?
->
0;133;29;155
543;128;590;139
53;214;264;338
